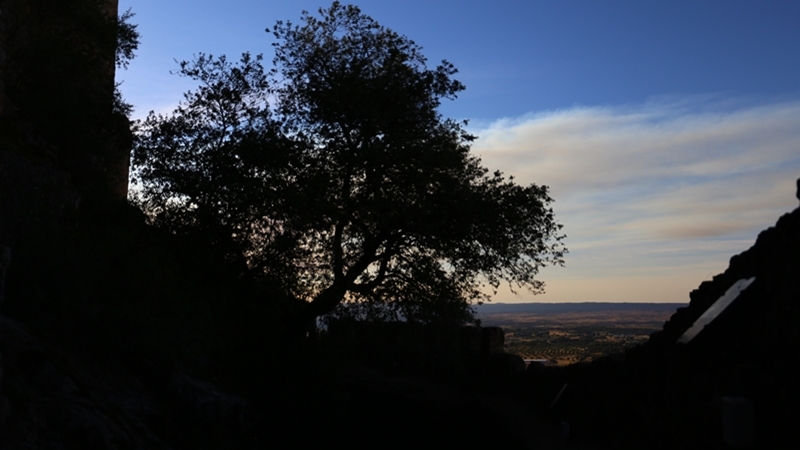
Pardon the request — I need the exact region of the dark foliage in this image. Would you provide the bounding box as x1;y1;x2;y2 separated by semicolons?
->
133;2;566;327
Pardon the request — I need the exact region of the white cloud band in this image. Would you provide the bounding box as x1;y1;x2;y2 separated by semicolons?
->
471;96;800;302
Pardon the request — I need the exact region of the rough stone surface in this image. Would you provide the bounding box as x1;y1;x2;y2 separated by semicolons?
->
0;150;80;243
0;315;250;449
326;320;508;378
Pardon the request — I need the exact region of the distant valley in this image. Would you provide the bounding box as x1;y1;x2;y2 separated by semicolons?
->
477;302;685;365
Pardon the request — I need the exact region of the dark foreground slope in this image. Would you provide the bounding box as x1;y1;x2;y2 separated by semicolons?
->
534;179;800;448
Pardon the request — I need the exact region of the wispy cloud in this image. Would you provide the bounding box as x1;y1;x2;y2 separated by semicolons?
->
472;96;800;302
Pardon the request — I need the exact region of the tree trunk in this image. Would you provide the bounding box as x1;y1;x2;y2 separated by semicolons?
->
286;281;349;340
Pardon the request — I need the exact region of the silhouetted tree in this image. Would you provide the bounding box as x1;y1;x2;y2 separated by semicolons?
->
133;2;566;327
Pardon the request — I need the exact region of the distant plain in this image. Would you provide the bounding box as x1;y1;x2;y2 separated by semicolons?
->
476;303;685;365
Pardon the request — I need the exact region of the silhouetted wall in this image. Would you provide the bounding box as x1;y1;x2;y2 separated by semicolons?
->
0;0;130;201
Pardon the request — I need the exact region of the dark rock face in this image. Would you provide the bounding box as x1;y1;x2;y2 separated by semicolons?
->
0;148;81;309
0;315;249;449
653;184;800;352
0;315;159;449
0;5;7;118
0;149;80;241
555;179;800;448
0;0;132;202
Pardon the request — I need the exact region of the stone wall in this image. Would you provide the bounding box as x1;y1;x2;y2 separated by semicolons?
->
0;0;129;306
0;4;6;117
326;320;507;378
0;0;130;202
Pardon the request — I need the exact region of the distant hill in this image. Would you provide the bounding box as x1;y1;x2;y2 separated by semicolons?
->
476;302;686;315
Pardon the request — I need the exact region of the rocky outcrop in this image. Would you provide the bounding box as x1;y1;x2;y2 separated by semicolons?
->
0;315;163;449
0;149;80;239
547;178;800;448
0;145;81;310
0;4;7;118
643;178;800;354
0;0;132;202
0;315;248;449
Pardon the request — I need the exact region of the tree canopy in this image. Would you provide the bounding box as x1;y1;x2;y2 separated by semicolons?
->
132;2;566;326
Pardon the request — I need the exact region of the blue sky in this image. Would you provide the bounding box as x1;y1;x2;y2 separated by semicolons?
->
118;1;800;303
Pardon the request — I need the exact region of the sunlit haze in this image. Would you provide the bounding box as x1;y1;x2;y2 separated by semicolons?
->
118;0;800;303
